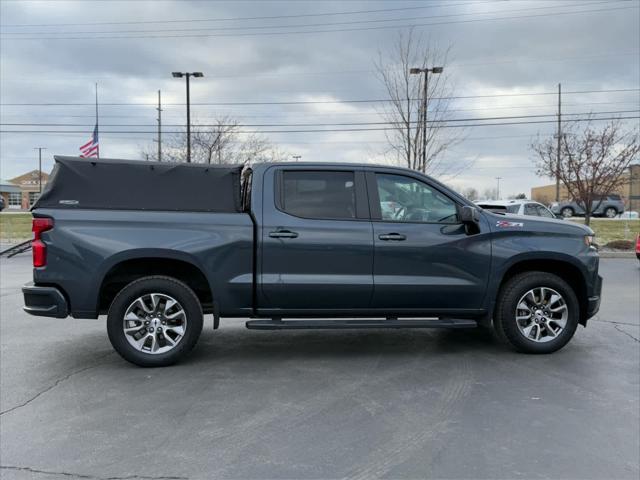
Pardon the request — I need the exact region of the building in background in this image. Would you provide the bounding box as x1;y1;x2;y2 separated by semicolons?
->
0;179;22;210
4;170;50;210
531;164;640;212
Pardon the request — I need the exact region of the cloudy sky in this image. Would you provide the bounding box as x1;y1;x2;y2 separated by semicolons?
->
1;0;638;197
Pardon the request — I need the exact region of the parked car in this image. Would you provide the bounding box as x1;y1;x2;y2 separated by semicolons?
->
476;200;557;219
636;234;640;262
550;195;625;218
23;157;602;367
0;195;5;211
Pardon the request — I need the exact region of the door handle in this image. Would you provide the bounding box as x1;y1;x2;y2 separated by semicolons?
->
269;230;299;239
378;233;406;241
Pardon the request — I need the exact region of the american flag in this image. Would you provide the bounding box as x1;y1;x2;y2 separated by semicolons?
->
79;123;99;158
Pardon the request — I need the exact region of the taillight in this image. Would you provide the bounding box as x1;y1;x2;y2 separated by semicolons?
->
32;217;53;267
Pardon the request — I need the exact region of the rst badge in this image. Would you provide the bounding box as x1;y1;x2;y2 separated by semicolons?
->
496;220;524;228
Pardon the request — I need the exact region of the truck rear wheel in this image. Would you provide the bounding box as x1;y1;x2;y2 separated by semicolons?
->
107;276;203;367
494;272;579;354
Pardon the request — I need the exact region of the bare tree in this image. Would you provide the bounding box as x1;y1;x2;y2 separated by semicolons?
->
375;29;465;176
142;116;285;165
532;119;639;225
508;193;527;200
461;187;479;201
482;188;498;200
192;116;240;164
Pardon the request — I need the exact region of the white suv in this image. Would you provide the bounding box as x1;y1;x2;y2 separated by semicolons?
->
476;200;557;218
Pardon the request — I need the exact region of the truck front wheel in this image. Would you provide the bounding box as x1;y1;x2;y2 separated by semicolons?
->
494;272;579;354
107;276;203;367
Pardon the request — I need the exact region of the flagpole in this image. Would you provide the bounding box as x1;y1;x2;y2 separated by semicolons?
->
95;83;100;159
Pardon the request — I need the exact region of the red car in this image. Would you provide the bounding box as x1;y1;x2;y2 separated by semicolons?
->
636;234;640;261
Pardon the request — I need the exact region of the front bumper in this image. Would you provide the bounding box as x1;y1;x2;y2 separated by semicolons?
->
22;282;68;318
586;274;603;320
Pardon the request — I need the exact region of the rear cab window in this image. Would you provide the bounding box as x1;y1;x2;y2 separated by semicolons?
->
279;170;356;220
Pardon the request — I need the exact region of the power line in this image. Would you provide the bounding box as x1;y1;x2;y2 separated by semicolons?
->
3;51;636;84
0;0;493;28
3;88;637;107
3;4;635;41
3;115;638;134
3;110;637;128
0;132;565;145
2;100;637;119
0;1;603;36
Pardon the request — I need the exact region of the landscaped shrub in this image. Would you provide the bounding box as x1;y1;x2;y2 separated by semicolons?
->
603;240;634;250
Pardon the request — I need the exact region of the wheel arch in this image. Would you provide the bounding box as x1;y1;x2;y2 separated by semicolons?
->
97;250;214;314
495;256;589;326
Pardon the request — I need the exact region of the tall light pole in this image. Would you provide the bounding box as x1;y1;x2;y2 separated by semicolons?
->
409;66;443;170
292;154;302;162
172;71;204;163
495;177;502;200
34;147;46;194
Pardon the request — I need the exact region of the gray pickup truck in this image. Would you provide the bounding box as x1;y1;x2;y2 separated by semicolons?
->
23;157;602;367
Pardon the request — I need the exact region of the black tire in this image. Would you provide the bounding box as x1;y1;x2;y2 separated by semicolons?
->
107;276;203;367
561;207;574;218
494;272;579;354
604;207;617;218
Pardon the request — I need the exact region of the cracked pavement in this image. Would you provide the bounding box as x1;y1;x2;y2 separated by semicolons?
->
1;255;638;479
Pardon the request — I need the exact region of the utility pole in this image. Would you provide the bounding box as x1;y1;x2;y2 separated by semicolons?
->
555;83;561;202
495;177;502;200
34;147;46;194
156;90;162;162
292;154;302;162
421;70;428;171
95;83;100;160
186;77;191;162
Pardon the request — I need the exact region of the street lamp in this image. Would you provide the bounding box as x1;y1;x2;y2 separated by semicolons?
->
409;66;443;169
172;71;204;163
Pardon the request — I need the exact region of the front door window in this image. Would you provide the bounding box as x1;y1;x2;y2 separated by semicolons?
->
375;174;458;223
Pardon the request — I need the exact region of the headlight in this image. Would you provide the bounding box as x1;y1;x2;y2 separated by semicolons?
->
584;235;596;249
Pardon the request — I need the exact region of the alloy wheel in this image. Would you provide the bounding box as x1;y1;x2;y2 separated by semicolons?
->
515;287;568;343
123;293;187;354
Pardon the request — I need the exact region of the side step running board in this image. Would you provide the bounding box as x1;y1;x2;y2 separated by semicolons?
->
246;318;477;330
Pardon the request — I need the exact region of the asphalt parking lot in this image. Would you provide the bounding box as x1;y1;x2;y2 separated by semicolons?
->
1;254;638;480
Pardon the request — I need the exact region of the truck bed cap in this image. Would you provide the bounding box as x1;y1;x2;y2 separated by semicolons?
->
33;156;243;213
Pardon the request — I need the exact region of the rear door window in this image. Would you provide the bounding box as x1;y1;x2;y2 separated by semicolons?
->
524;203;539;216
280;171;356;220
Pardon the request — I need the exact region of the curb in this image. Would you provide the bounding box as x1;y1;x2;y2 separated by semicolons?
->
599;250;637;258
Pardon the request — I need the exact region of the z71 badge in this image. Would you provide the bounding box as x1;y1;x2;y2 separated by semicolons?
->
496;220;524;228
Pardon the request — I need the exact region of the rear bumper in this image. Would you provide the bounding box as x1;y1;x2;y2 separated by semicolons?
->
22;283;68;318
